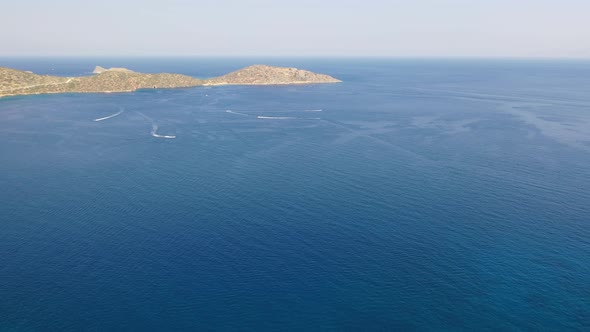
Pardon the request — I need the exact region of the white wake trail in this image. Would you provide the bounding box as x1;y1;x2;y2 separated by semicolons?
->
94;107;124;122
257;116;297;120
225;110;249;116
136;111;176;139
151;124;176;139
304;109;323;112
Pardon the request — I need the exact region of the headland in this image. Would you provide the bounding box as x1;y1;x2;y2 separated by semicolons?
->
0;65;341;98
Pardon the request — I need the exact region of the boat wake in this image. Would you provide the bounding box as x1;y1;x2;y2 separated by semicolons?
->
151;124;176;139
136;111;176;139
225;110;249;116
256;115;321;120
304;109;323;112
257;116;297;120
94;107;124;122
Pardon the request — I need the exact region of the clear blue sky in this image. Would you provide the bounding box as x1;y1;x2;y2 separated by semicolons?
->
2;0;590;57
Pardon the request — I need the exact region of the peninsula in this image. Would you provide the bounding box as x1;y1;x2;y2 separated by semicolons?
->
0;65;341;98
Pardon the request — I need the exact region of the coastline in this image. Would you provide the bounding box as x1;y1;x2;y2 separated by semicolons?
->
0;81;340;99
0;64;341;99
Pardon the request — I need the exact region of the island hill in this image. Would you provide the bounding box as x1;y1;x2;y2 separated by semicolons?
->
0;65;341;98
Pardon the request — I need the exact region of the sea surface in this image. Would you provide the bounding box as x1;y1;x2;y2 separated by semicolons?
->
1;57;590;331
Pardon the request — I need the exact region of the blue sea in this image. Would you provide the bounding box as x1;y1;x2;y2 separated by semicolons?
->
1;57;590;331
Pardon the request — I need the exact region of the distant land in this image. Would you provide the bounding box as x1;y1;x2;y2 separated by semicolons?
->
0;65;341;98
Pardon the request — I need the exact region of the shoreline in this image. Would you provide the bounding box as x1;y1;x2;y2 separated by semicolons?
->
0;81;340;99
0;64;342;99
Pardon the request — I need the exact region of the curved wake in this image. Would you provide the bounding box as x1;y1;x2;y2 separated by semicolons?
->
136;111;176;139
94;107;124;122
151;124;176;139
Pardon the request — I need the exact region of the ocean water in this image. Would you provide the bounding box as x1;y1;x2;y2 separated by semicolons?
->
1;58;590;331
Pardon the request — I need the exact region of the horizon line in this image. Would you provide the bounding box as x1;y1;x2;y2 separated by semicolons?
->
1;55;590;61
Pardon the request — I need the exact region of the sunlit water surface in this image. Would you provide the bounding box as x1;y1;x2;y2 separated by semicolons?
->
1;58;590;330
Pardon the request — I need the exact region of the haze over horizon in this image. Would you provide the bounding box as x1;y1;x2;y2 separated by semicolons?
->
2;0;590;58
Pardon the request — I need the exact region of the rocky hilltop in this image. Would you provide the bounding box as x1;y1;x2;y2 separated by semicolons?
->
205;65;341;85
92;66;136;74
0;65;340;98
0;67;72;93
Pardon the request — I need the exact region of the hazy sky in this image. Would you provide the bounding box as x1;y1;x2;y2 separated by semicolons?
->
2;0;590;57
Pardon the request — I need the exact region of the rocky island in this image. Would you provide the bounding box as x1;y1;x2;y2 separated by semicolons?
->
0;65;341;98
